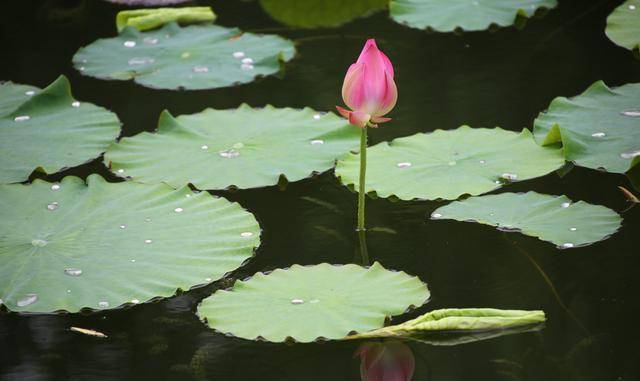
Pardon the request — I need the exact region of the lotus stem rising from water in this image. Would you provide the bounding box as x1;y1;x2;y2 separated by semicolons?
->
337;39;398;231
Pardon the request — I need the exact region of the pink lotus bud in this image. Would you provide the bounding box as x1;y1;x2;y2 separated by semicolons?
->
337;39;397;128
356;341;415;381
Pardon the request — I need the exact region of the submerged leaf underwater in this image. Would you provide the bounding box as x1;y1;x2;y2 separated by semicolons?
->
1;0;640;380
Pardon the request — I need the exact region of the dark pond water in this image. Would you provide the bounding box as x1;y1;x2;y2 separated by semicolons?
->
1;0;640;379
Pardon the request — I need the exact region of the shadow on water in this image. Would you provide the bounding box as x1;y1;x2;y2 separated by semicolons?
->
1;0;640;379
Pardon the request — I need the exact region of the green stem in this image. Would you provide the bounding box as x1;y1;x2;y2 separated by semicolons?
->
357;126;368;231
357;229;370;266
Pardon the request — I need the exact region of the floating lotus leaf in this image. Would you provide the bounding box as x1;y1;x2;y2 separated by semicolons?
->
198;262;429;342
606;0;640;53
259;0;387;28
534;81;640;174
0;76;120;184
335;127;564;201
431;192;622;249
347;308;546;339
104;105;360;190
116;7;216;32
0;175;260;313
0;82;38;116
389;0;557;32
72;22;295;90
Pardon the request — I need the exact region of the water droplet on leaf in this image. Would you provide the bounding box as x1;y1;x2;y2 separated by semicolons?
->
128;57;155;66
291;299;304;305
51;184;60;191
17;293;38;307
621;109;640;117
123;40;136;48
310;139;324;145
64;268;83;276
219;149;240;158
501;173;518;181
47;202;59;211
396;162;412;168
31;239;48;247
14;115;30;122
620;150;640;159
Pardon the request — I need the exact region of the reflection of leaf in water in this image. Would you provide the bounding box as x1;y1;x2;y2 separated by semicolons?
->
408;323;543;347
260;0;387;28
492;334;615;381
314;225;350;244
301;196;344;214
369;226;398;234
104;0;191;5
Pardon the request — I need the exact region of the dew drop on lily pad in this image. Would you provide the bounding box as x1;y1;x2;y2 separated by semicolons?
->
17;294;38;307
64;268;83;277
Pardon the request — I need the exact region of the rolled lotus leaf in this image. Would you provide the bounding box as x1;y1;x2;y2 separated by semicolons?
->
116;7;216;32
347;308;546;339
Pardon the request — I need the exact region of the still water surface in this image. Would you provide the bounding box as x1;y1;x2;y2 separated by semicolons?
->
1;0;640;379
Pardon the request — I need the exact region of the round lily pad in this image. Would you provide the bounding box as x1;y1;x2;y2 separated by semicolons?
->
389;0;557;32
260;0;387;28
0;76;121;184
72;22;296;90
533;81;640;174
104;105;360;190
431;192;622;249
0;175;260;313
606;0;640;53
198;262;429;342
335;127;565;201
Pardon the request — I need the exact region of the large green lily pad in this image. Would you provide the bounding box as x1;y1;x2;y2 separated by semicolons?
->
0;76;121;184
104;105;360;190
72;22;296;90
260;0;387;28
533;81;640;173
335;127;564;201
606;0;640;53
389;0;557;32
431;192;622;249
198;262;429;342
0;175;260;313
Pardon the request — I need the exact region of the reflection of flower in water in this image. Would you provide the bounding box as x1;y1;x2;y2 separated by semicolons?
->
357;341;415;381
